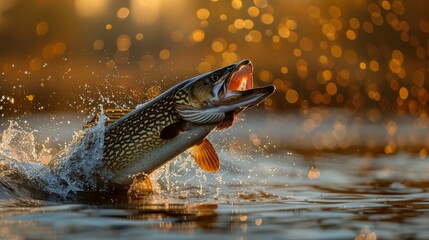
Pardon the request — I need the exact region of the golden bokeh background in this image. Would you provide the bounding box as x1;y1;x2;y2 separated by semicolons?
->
1;0;428;112
1;0;429;154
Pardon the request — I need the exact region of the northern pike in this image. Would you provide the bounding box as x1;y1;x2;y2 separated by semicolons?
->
56;59;275;193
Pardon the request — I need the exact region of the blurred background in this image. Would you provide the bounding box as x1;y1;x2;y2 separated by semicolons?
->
1;0;429;154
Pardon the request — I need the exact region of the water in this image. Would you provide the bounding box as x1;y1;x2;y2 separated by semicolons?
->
1;111;429;239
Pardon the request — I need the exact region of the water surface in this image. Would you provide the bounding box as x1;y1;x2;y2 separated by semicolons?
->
1;111;429;239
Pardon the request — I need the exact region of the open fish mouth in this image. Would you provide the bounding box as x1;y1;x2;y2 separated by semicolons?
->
227;60;254;92
213;60;275;111
175;59;275;125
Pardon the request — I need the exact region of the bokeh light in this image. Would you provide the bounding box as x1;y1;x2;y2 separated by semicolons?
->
0;0;429;155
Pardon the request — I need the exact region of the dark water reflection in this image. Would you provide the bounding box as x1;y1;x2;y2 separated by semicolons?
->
1;152;429;239
1;113;429;239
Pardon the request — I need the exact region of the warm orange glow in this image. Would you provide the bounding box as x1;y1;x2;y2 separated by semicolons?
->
399;87;408;100
212;38;226;53
26;95;34;101
159;49;170;60
280;66;288;74
328;5;341;18
293;48;302;57
245;30;262;43
330;45;343;58
198;61;211;73
191;29;205;42
307;167;320;179
29;58;43;71
381;1;391;10
420;20;429;33
278;26;290;38
74;0;107;18
286;89;299;104
413;70;425;87
42;45;55;59
326;82;337;96
130;0;161;24
369;60;379;72
248;6;260;17
261;14;274;25
54;42;66;55
196;8;210;20
35;21;49;36
135;33;144;41
93;40;104;50
117;7;130;19
1;0;429;149
319;55;328;64
346;30;356;40
419;149;428;159
253;0;268;8
384;144;396;154
349;18;360;29
259;70;272;83
117;35;131;51
392;1;405;15
322;70;332;81
231;0;242;10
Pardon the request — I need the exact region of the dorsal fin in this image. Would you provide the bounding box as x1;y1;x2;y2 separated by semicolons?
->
104;108;133;123
83;108;133;129
192;138;220;172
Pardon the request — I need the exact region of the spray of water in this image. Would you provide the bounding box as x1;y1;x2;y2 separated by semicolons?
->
0;108;281;202
0;121;52;199
0;114;110;199
49;114;111;194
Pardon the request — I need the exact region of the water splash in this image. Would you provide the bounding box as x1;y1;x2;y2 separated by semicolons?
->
0;115;110;199
49;114;110;195
0;117;226;201
0;111;279;202
138;151;226;201
0;121;51;199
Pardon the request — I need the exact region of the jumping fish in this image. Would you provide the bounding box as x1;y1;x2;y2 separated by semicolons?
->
82;59;275;191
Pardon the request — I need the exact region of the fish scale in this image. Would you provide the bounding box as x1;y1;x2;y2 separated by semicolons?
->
71;59;274;190
103;88;182;173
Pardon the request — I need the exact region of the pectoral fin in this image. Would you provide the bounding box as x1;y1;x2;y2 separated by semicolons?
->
192;138;220;172
160;120;188;140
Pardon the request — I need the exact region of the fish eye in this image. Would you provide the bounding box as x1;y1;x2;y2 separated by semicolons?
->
211;73;220;82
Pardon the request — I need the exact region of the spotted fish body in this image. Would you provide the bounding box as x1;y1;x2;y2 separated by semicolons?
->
95;59;275;188
102;81;213;185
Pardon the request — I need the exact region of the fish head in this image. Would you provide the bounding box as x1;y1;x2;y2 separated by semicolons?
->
175;59;275;124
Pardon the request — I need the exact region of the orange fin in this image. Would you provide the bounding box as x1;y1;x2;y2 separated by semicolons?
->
143;176;153;191
128;174;154;196
192;138;220;172
84;108;133;129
